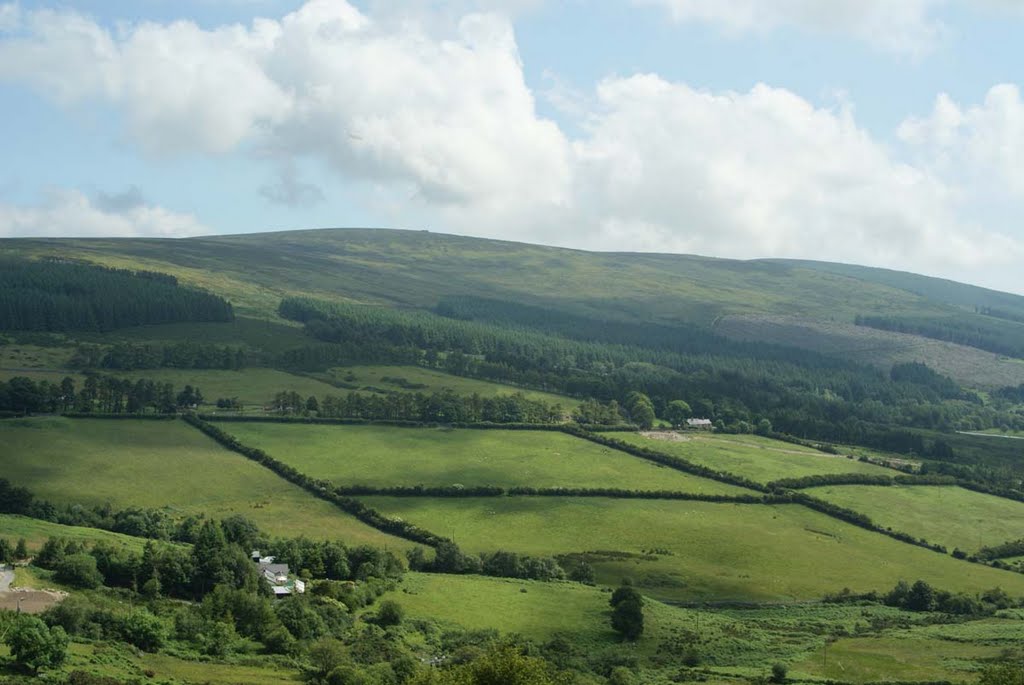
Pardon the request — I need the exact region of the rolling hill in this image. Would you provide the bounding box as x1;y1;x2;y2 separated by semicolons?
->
3;228;1024;388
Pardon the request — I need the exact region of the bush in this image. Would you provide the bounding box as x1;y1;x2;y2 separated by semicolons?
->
771;663;788;683
376;600;404;627
55;553;104;589
5;615;68;673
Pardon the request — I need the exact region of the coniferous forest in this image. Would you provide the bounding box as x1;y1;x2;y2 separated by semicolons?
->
0;258;233;332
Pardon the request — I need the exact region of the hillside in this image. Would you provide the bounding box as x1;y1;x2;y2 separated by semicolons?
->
3;230;1024;683
3;228;1024;388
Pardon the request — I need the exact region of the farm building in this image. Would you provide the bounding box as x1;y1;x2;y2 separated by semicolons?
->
251;551;306;596
686;418;713;429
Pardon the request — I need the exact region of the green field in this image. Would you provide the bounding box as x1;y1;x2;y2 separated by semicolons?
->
792;634;1004;682
385;572;616;645
0;417;409;547
320;365;582;409
127;367;340;407
608;432;898;484
805;485;1024;553
217;423;751;493
357;497;1024;601
0;514;155;554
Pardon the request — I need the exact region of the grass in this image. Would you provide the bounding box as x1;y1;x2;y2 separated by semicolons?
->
215;423;752;493
385;572;617;645
0;343;75;370
57;642;302;685
0;416;411;547
129;367;341;407
0;514;155;554
357;497;1024;602
804;485;1024;553
319;365;582;409
791;634;1003;682
607;431;898;484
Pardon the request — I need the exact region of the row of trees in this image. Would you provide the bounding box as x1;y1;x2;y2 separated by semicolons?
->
270;389;566;424
71;342;247;371
278;296;1024;475
0;375;203;414
0;257;233;332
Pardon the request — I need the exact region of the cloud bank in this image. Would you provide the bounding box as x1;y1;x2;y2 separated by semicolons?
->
0;189;209;238
1;1;1023;291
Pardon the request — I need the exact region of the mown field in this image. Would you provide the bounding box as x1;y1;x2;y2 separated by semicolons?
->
607;432;898;484
217;423;750;493
317;365;583;409
0;417;409;547
357;496;1024;602
805;484;1024;553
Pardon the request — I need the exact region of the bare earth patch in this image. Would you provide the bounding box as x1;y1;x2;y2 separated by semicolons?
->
0;587;67;614
639;430;691;443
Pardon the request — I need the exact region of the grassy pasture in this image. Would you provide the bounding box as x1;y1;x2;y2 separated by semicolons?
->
128;367;340;408
792;634;1005;682
0;514;153;554
385;572;617;645
357;497;1024;602
0;417;409;547
216;423;751;493
382;572;852;669
608;431;898;484
805;485;1024;553
320;365;582;409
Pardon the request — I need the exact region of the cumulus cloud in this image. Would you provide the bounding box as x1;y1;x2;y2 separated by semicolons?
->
899;84;1024;196
452;75;1022;280
2;2;1024;291
636;0;946;56
0;0;570;208
0;189;210;238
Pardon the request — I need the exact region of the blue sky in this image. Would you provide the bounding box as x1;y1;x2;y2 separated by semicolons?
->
1;0;1023;293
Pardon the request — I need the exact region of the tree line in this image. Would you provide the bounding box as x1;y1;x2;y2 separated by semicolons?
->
277;295;1024;477
0;374;203;414
0;257;233;332
71;342;247;371
268;388;565;424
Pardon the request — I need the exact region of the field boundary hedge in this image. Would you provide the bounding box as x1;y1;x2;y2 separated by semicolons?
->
334;484;767;502
181;414;446;548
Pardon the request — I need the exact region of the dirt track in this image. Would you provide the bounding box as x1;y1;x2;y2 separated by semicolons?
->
0;567;65;614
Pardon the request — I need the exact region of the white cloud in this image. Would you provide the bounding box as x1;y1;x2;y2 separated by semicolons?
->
900;84;1024;196
636;0;947;56
0;0;569;208
2;2;1024;292
0;189;209;238
444;75;1022;281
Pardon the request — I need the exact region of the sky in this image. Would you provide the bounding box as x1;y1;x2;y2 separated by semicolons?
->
1;1;1023;294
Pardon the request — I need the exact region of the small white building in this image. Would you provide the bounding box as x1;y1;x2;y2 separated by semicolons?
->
251;551;305;596
686;418;713;430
